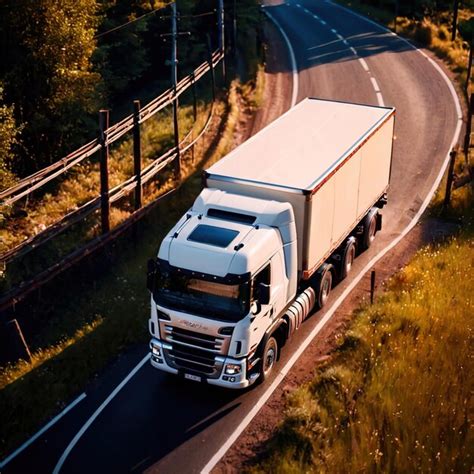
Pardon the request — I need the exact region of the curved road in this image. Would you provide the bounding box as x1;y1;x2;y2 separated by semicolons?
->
3;1;461;473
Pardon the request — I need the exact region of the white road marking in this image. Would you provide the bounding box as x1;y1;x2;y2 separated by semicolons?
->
376;92;385;106
342;39;349;45
370;76;380;92
320;20;327;25
264;9;299;108
349;46;357;55
331;28;337;33
201;4;463;473
53;354;150;474
0;393;87;469
337;33;344;40
358;57;369;71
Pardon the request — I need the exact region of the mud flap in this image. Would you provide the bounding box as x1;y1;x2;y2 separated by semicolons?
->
376;212;383;232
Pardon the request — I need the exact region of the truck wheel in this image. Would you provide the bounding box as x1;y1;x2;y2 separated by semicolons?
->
361;209;378;250
260;336;278;382
340;238;356;280
315;264;333;309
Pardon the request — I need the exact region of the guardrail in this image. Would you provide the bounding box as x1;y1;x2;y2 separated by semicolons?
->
0;49;224;313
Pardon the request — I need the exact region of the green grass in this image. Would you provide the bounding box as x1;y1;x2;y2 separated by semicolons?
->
249;200;473;473
0;79;247;458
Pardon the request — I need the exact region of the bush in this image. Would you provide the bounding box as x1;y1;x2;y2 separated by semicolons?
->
414;22;433;45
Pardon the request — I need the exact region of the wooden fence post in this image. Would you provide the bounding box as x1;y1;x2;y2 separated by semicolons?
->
6;319;31;363
464;94;473;158
191;73;197;163
370;270;376;305
207;34;216;103
133;100;142;211
466;44;472;92
99;110;110;234
443;149;457;210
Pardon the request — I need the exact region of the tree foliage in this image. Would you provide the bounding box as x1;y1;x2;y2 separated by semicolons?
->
0;0;261;182
0;0;102;174
0;85;20;190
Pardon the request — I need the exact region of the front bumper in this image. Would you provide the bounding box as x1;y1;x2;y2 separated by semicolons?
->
149;338;255;389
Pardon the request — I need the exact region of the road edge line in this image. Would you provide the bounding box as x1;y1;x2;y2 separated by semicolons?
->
0;392;87;469
200;6;463;474
52;354;150;474
263;8;299;108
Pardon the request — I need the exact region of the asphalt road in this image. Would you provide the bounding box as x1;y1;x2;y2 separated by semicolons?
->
3;1;461;473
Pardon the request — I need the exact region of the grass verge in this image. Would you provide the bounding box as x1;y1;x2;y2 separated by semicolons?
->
249;200;473;472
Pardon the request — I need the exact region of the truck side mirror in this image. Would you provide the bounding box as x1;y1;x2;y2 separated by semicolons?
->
147;259;157;293
258;283;270;305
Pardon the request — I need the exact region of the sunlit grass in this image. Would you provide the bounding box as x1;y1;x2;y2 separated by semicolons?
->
250;198;473;473
0;318;103;391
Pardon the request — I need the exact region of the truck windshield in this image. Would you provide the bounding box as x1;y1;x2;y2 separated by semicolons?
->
154;266;250;322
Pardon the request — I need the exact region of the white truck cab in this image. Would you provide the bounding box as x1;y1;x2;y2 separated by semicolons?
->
147;98;395;388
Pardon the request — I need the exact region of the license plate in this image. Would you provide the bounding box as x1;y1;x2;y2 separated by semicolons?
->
184;373;201;382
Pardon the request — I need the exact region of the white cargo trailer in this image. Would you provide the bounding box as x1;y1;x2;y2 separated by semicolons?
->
147;98;395;388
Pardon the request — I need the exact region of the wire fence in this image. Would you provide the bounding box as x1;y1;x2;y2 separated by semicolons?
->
0;49;224;312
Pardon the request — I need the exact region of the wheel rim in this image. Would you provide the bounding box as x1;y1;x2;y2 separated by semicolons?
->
263;340;276;375
345;246;355;273
321;273;332;305
368;216;376;242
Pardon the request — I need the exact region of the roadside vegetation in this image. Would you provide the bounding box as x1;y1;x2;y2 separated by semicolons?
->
249;194;473;472
336;0;473;86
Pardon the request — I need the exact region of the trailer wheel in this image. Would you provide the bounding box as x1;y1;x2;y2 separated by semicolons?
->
260;336;278;382
315;264;333;309
340;238;356;280
361;208;378;250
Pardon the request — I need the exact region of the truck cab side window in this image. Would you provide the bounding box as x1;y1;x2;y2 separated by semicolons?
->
252;264;271;303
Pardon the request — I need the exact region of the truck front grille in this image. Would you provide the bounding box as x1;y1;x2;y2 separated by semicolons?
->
162;325;227;378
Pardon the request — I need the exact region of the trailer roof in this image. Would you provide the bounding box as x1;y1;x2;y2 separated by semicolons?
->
206;98;395;193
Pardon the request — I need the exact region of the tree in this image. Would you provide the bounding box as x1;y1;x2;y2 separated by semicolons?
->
95;0;153;101
0;0;102;174
0;85;21;190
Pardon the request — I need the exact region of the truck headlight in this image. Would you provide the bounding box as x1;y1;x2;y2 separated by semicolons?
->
225;363;241;375
150;343;161;357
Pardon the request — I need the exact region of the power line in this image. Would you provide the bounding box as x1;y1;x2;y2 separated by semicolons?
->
95;4;173;40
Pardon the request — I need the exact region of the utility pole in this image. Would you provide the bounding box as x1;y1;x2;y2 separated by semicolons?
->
161;2;191;181
394;0;399;34
233;0;237;57
218;0;226;82
452;0;459;42
171;1;180;181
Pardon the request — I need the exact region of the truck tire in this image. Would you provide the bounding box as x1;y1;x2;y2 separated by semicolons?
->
340;237;357;280
260;336;278;382
314;264;333;309
361;208;378;250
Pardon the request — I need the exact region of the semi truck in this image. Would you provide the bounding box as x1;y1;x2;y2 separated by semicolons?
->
147;97;395;388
